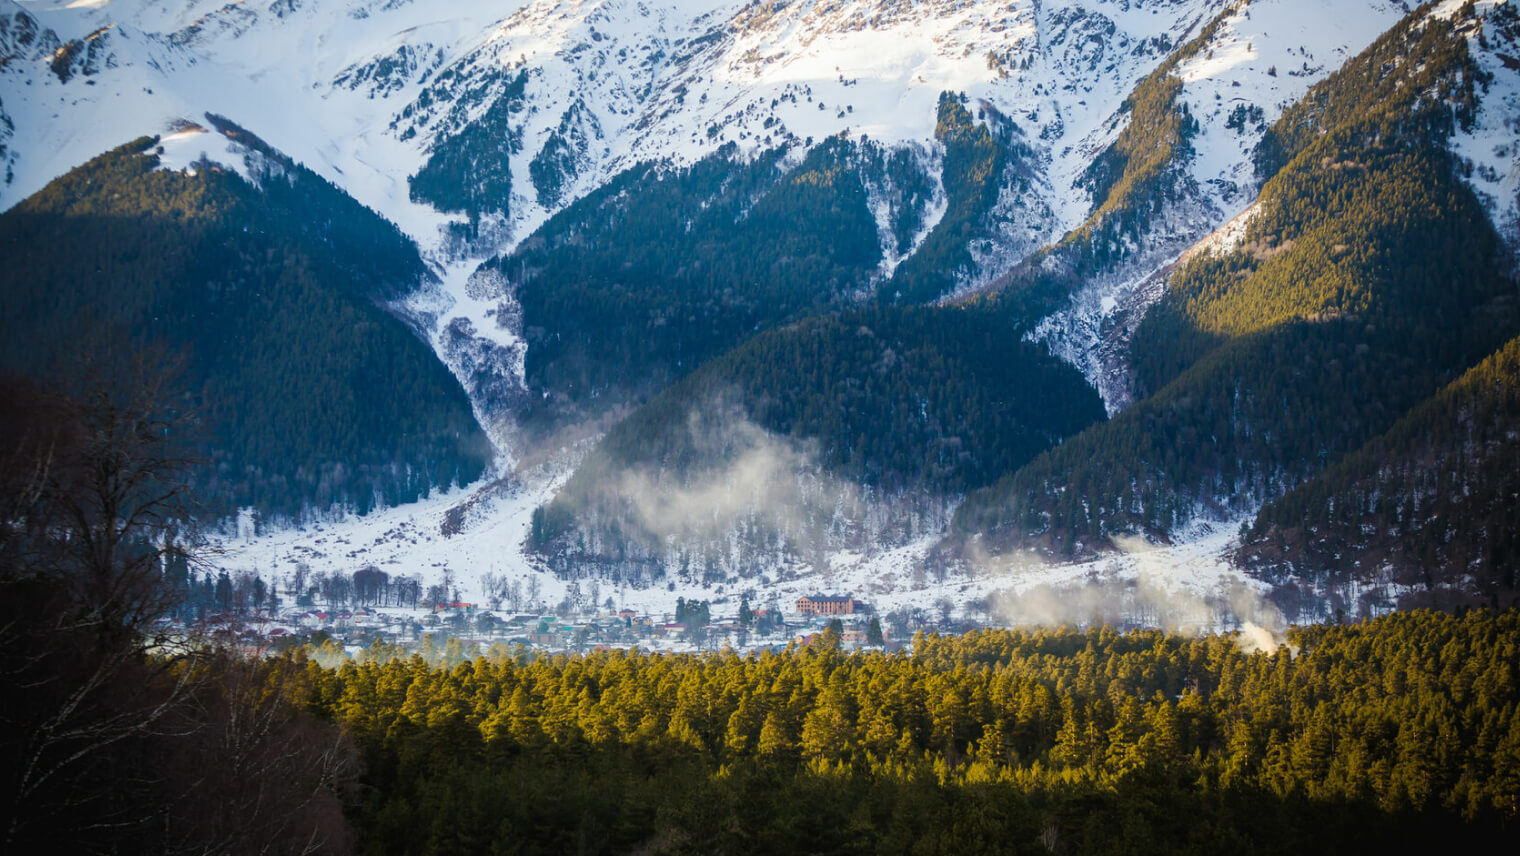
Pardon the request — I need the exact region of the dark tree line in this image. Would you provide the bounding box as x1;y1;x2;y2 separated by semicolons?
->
0;369;352;855
408;69;528;227
532;304;1105;580
500;136;884;436
1242;333;1520;615
883;92;1033;305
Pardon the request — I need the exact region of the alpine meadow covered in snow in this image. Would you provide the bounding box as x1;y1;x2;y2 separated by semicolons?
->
3;0;1520;853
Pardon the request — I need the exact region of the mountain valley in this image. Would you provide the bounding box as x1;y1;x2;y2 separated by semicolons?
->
2;0;1518;625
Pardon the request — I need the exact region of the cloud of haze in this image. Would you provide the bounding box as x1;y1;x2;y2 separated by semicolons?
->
977;531;1294;650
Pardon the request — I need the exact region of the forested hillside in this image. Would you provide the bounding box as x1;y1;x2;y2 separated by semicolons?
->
3;0;1516;617
975;0;1227;329
955;3;1518;560
497;137;885;435
0;130;490;518
881;93;1035;305
529;305;1105;585
308;609;1520;854
407;68;529;231
1241;333;1520;616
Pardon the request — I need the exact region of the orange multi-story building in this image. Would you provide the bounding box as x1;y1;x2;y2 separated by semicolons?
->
796;594;858;616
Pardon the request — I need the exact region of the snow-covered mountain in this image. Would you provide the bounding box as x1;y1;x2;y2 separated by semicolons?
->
2;0;1242;246
11;0;1519;623
0;0;1413;440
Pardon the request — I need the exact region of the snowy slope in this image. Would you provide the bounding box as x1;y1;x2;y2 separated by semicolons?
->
215;462;1278;631
0;0;1445;621
0;0;1263;465
4;0;1247;249
1;2;1413;424
1446;0;1520;267
1029;0;1516;417
1029;0;1409;412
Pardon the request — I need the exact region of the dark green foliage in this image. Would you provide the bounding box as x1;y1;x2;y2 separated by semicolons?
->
501;138;883;434
955;5;1517;558
593;305;1102;495
317;610;1520;854
1070;73;1196;260
674;597;710;629
0;134;490;518
957;320;1485;553
532;305;1104;570
529;100;592;208
0;379;352;855
1135;140;1509;396
885;93;1024;304
858;141;936;256
1242;334;1520;613
1225;103;1266;134
408;69;528;224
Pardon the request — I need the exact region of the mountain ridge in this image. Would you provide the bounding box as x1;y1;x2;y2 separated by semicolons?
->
4;0;1517;621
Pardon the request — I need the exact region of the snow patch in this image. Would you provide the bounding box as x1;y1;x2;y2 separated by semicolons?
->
214;458;578;615
155;120;258;183
1451;0;1520;267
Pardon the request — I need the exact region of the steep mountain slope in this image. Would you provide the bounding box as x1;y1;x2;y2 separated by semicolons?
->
0;0;1248;246
1231;1;1520;617
6;0;1513;619
1453;0;1520;261
0;127;490;518
1240;334;1520;618
955;2;1519;567
516;0;1421;591
1022;0;1409;410
0;2;1407;447
530;305;1105;586
497;137;886;434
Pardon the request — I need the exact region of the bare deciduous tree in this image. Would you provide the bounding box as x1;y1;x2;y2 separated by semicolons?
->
1;351;355;854
0;353;207;850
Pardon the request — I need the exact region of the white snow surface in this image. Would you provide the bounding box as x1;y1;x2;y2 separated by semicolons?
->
1448;0;1520;267
215;477;1272;630
216;460;575;612
0;0;1258;468
155;121;258;182
2;0;1268;251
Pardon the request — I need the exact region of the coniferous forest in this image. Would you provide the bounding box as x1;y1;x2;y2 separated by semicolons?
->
7;352;1515;856
321;611;1520;855
0;129;491;520
952;4;1520;592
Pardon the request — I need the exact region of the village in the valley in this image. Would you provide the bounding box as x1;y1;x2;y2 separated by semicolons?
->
181;587;939;660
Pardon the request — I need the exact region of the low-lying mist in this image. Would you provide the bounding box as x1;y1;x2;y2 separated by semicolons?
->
540;401;956;582
546;405;1295;650
965;533;1295;652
